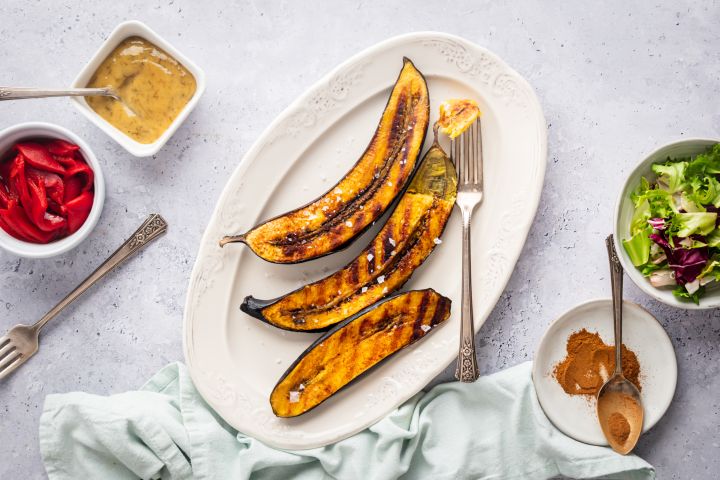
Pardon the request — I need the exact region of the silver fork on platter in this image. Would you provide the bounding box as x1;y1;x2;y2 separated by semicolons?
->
451;120;483;383
0;214;168;381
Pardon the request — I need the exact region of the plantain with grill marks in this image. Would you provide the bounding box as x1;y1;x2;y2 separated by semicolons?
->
242;129;457;331
270;289;451;417
220;58;430;263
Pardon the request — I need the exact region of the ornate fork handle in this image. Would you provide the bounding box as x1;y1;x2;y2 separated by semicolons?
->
455;206;480;382
33;214;168;332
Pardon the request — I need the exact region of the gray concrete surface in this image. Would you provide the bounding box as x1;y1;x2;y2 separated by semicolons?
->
1;1;719;478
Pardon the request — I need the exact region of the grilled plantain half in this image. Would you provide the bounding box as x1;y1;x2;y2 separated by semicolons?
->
270;289;451;417
242;129;457;331
220;58;430;263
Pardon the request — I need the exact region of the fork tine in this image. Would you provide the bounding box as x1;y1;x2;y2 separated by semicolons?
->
465;126;472;184
0;342;16;364
475;119;483;185
0;335;9;349
467;122;475;183
452;137;460;179
0;352;24;379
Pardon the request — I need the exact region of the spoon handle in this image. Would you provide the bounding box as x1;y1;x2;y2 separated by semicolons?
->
606;234;624;375
0;86;115;101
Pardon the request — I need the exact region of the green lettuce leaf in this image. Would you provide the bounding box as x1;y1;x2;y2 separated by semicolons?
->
622;228;651;266
652;161;687;193
688;175;720;207
670;212;717;237
673;284;704;305
707;229;720;247
685;144;720;177
629;199;650;236
631;177;676;219
698;255;720;280
640;262;664;276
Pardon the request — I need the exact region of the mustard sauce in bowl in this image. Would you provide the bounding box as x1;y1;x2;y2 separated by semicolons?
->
86;36;197;144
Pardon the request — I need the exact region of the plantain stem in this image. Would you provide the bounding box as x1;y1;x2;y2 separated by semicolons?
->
219;234;247;248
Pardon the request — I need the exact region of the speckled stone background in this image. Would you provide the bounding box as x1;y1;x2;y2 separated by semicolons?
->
1;1;718;478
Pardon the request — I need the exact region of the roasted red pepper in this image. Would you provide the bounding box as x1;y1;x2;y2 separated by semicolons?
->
26;167;64;206
15;143;65;175
46;139;79;156
0;184;11;209
0;139;94;244
64;191;94;234
0;199;55;243
63;161;94;200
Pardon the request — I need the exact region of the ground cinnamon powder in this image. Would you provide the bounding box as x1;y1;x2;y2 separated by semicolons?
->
608;412;631;445
553;329;641;395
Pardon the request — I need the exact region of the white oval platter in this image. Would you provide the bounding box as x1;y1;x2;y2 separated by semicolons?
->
183;32;547;450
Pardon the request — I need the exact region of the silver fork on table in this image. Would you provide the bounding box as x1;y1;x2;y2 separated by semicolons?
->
452;120;483;383
0;214;168;381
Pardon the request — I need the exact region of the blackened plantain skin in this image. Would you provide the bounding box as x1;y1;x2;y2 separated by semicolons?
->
221;58;430;264
270;289;452;417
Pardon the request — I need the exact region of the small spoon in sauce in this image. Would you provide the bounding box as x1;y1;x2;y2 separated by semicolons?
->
0;86;139;116
0;86;121;101
597;235;644;455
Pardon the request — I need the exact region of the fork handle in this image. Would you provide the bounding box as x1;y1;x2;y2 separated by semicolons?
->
32;214;168;332
0;86;115;101
455;208;480;382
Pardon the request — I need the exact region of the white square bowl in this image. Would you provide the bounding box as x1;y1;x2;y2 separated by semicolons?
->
71;20;206;157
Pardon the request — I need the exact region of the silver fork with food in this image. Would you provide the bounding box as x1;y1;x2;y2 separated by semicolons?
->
449;115;484;383
0;214;167;380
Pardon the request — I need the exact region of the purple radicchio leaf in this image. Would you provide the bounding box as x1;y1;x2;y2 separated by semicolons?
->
647;218;667;230
650;232;709;285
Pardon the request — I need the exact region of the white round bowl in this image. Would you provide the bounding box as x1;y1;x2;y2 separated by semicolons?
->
613;137;720;309
0;122;105;258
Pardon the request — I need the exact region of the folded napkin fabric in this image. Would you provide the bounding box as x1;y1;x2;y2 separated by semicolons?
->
39;361;655;480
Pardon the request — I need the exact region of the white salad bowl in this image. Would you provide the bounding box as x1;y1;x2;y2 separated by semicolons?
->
71;20;206;157
0;122;105;259
614;137;720;309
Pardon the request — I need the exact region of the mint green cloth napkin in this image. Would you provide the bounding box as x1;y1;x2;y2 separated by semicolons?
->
39;361;654;480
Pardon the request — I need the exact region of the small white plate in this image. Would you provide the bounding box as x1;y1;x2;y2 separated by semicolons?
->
532;299;677;445
71;20;206;157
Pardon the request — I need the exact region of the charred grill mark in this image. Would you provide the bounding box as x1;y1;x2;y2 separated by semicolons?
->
388;294;412;352
354;211;365;232
337;323;350;345
431;296;451;327
412;292;431;339
367;207;433;284
348;261;360;285
381;225;395;263
363;243;375;275
358;313;376;338
267;91;417;248
397;94;421;174
281;240;309;259
400;200;412;240
388;93;408;147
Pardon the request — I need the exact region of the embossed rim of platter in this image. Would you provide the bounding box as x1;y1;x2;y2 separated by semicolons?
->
183;31;548;449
